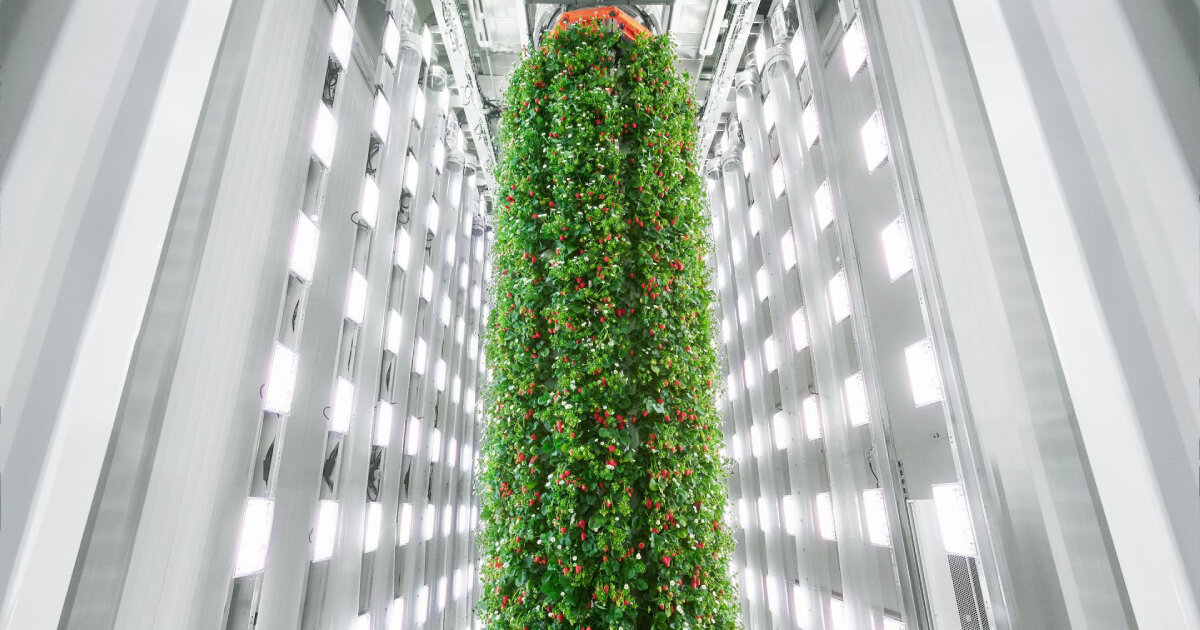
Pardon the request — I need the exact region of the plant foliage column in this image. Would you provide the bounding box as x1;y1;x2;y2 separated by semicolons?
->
479;21;741;629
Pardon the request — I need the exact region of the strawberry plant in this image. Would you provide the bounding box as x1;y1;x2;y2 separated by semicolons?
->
478;21;740;629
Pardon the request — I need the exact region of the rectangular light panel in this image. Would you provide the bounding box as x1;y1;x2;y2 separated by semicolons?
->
398;503;413;544
359;176;380;229
330;377;354;433
388;599;405;630
803;394;823;440
330;7;353;67
372;92;391;142
374;400;393;446
413;89;426;127
263;343;299;415
789;34;806;75
420;25;433;60
830;596;850;630
749;202;762;236
933;482;978;556
828;269;852;323
862;488;892;546
780;495;800;535
814;179;834;230
382;17;401;66
345;271;368;324
884;618;907;630
763;335;778;372
755;267;770;301
311;104;338;168
394;228;411;269
771;159;786;197
905;337;944;406
364;502;383;552
428;427;441;462
843;19;868;77
386;310;403;354
427;200;440;235
882;215;914;281
791;307;809;351
312;500;339;561
844;371;870;426
404;416;421;454
861;110;890;171
771;410;789;448
234;497;274;577
420;264;433;301
815;492;836;541
289;214;320;282
422;504;435;541
780;228;798;270
803;101;820;148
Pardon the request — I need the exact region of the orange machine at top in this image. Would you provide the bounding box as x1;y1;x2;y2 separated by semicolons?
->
555;6;652;40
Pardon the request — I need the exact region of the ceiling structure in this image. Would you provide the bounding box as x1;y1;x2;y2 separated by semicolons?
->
389;0;797;168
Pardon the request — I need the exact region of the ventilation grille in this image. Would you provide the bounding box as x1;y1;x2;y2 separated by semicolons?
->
948;554;989;630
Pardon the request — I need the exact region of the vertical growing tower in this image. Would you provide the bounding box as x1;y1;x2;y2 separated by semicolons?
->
478;17;741;630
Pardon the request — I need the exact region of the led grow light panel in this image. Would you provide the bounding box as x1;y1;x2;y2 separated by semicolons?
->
771;410;789;447
311;104;338;168
330;377;354;433
882;215;914;281
862;488;892;546
803;102;820;148
312;500;339;561
791;307;809;351
861;110;890;172
289;214;320;282
359;176;381;230
815;180;834;230
933;482;977;556
843;20;868;77
756;266;770;301
234;497;274;577
781;228;798;269
382;17;401;66
828;269;852;323
905;337;943;406
364;502;383;552
374;400;393;446
330;7;353;67
844;371;870;426
815;492;836;541
345;271;368;324
263;343;299;415
789;34;806;75
803;394;823;440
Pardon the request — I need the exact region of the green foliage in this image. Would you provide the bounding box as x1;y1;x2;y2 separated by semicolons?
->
478;21;741;629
